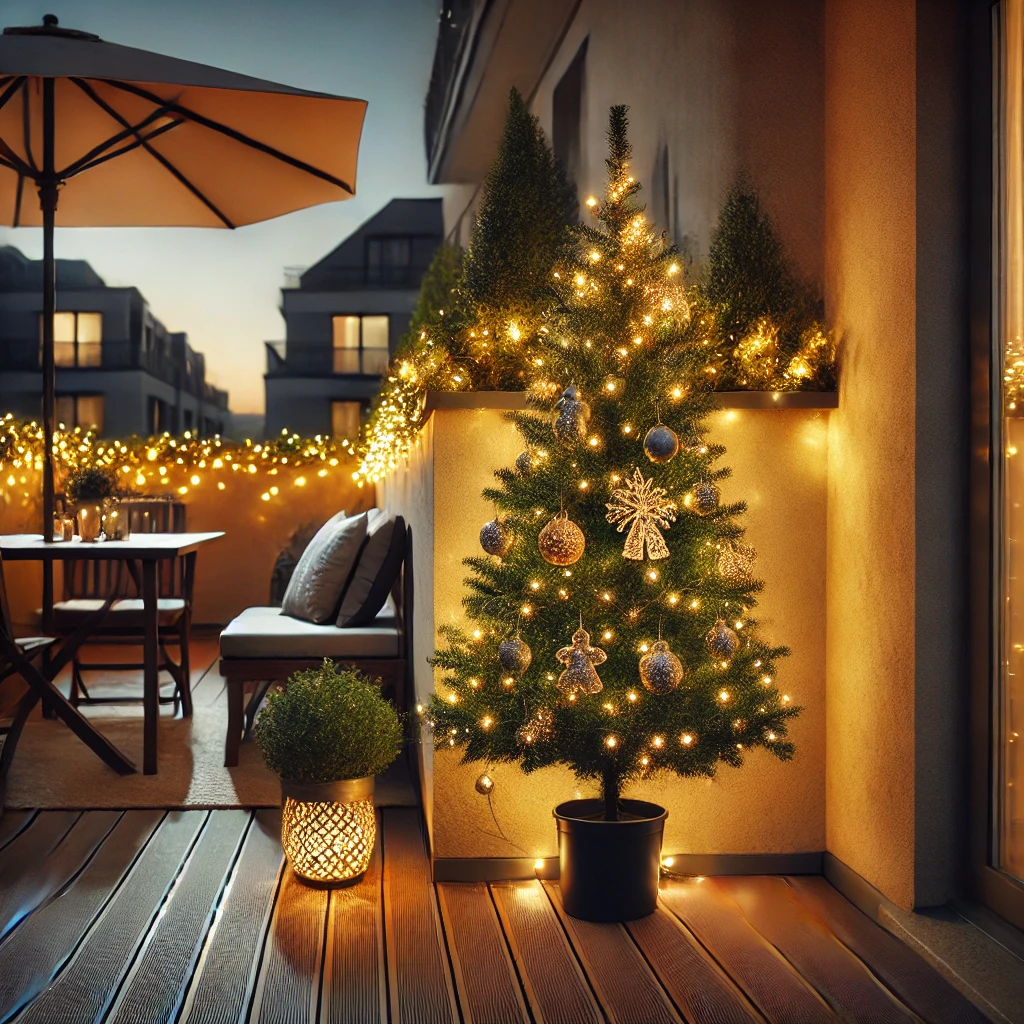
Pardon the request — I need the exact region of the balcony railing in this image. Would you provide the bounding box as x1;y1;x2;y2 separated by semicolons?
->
0;339;227;407
265;342;390;377
286;265;432;292
425;0;483;170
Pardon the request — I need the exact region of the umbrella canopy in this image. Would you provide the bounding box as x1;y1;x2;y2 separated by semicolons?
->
0;15;367;582
0;17;367;226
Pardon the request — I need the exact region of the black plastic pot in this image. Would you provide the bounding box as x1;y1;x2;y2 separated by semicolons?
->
554;798;667;922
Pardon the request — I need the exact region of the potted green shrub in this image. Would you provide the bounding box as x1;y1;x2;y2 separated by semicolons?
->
254;660;402;887
63;466;117;542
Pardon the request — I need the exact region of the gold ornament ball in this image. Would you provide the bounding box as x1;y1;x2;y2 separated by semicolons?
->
480;518;513;557
499;637;533;674
706;619;740;658
538;512;585;565
687;481;720;516
475;773;495;795
639;639;684;693
643;424;680;463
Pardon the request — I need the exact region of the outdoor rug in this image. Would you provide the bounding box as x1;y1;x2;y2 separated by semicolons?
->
5;638;419;810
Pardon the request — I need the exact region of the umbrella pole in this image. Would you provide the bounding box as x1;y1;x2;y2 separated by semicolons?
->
40;77;57;632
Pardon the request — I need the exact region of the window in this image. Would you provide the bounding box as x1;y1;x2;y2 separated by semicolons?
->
331;401;361;440
44;312;103;367
553;37;587;207
332;314;390;375
57;394;104;433
148;396;170;434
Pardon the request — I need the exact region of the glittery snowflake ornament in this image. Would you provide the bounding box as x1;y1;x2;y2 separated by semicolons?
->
555;627;607;695
605;467;678;560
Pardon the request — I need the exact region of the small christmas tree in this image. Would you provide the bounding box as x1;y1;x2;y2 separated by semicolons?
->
429;108;799;821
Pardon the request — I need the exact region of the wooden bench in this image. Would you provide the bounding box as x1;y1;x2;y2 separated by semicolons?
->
218;525;412;767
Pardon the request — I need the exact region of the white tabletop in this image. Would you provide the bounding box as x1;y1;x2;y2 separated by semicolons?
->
0;532;225;559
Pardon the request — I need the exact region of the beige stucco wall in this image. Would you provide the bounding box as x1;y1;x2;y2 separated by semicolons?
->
384;405;828;860
823;0;919;910
447;0;826;288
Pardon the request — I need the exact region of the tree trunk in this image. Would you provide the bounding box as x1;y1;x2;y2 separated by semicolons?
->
601;765;620;821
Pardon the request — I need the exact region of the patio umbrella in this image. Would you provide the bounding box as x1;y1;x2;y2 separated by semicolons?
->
0;14;367;558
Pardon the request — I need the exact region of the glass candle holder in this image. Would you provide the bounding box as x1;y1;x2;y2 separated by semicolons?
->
77;505;102;542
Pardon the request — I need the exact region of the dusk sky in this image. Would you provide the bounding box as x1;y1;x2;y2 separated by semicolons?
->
0;0;444;414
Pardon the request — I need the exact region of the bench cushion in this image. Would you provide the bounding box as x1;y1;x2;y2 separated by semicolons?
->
220;599;399;659
51;597;186;629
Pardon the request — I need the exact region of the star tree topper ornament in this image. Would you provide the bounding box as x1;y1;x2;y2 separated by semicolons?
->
605;467;678;560
555;626;607;695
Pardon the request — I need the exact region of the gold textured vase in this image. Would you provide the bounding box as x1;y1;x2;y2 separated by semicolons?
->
280;776;376;887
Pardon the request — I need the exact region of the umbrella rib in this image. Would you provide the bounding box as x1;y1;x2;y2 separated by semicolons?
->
70;78;236;228
67;118;186;178
21;76;39;175
60;102;183;178
100;78;356;195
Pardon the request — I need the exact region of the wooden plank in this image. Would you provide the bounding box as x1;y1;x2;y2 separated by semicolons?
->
248;864;327;1024
0;810;33;851
381;808;459;1024
0;810;162;1024
323;811;387;1024
106;810;251;1024
543;882;680;1024
713;877;915;1022
0;810;79;893
660;877;834;1023
490;881;602;1024
179;809;284;1024
786;876;991;1024
437;883;529;1024
15;810;206;1024
0;810;120;942
626;905;764;1024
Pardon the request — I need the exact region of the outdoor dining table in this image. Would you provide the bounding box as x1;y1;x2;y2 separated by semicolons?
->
0;531;224;774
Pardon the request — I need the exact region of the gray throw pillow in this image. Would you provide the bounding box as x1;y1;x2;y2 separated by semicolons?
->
281;511;368;623
337;513;406;627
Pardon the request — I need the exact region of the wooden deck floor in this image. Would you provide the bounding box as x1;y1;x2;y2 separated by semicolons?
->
0;807;991;1024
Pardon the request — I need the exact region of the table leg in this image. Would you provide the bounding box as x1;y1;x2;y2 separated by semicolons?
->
142;559;159;775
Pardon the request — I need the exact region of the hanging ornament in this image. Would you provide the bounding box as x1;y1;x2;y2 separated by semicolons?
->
553;385;590;444
605;467;677;560
644;423;679;464
499;636;533;674
639;639;685;694
480;517;513;557
475;773;495;795
538;511;585;565
685;480;720;516
515;449;536;474
556;626;607;696
516;707;555;745
716;542;756;586
706;619;740;658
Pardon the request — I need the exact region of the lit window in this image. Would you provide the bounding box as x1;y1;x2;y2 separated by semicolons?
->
331;400;361;440
44;311;103;367
332;314;390;375
57;394;105;433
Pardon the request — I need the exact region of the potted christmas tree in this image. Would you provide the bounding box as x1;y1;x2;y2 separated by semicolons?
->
429;108;800;922
255;660;402;887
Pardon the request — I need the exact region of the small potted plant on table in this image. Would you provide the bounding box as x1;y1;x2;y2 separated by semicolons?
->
254;659;402;887
64;466;117;542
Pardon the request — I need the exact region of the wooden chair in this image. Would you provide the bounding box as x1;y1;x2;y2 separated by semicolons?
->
55;499;194;715
0;553;135;809
218;525;413;767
